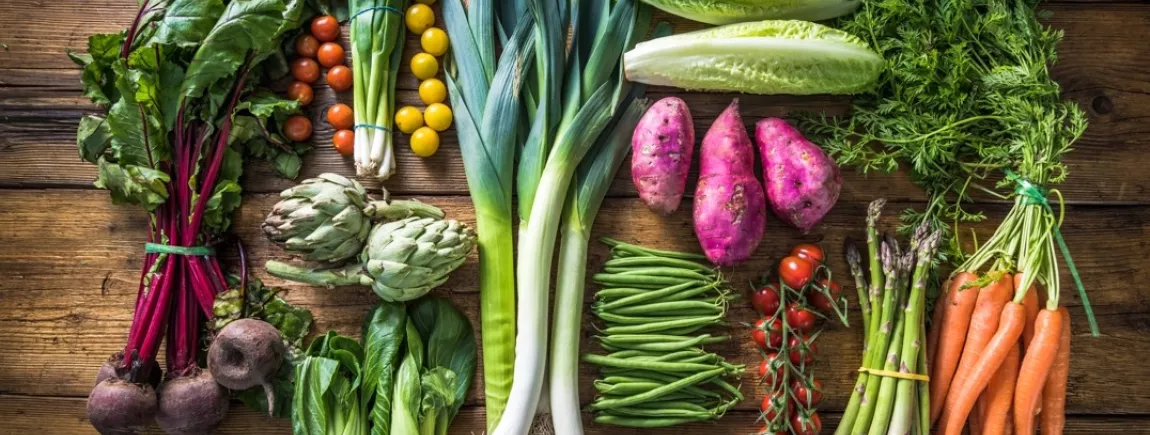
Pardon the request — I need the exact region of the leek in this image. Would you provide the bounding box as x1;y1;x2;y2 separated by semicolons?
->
441;0;534;430
350;0;406;179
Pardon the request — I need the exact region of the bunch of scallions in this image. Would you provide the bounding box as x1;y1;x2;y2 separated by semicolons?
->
350;0;406;179
442;0;667;433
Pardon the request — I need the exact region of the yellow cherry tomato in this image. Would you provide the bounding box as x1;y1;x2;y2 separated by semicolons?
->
423;102;453;131
405;4;435;34
395;106;424;134
410;127;440;157
410;52;439;81
421;28;449;57
419;79;447;105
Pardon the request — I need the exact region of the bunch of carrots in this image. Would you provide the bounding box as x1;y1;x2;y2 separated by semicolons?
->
927;176;1091;434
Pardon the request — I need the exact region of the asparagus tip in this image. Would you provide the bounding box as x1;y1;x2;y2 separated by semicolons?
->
867;198;887;226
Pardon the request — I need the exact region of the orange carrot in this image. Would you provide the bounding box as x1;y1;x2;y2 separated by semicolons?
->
940;301;1025;435
927;277;950;368
982;342;1021;435
1040;307;1071;435
929;271;981;424
1015;308;1064;435
935;273;1012;425
1016;273;1040;350
1005;412;1014;435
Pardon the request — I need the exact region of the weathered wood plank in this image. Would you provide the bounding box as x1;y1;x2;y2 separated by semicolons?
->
2;395;1148;435
2;4;1150;203
0;190;1147;414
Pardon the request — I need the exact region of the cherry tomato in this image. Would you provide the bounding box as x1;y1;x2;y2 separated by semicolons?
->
291;57;320;83
790;243;825;264
788;334;818;366
791;410;822;435
752;318;784;350
751;284;782;316
786;302;818;333
332;129;354;156
311;15;340;42
809;278;843;314
317;42;345;68
760;388;792;425
791;378;823;407
758;352;787;388
326;103;354;130
283;115;312;142
286;81;314;105
779;255;815;289
326;65;352;92
295;34;319;58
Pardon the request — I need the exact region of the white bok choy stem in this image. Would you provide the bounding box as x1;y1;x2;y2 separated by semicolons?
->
493;0;649;433
549;99;651;434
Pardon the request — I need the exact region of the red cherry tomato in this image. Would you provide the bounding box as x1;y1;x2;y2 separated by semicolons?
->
332;129;354;156
788;334;818;366
809;278;844;314
326;65;352;92
317;42;345;68
791;410;822;435
790;243;825;264
786;302;818;334
286;81;314;105
779;255;815;289
791;378;824;407
751;284;782;316
311;15;341;42
758;352;788;388
326;103;354;130
752;318;784;350
282;115;312;142
291;57;320;83
760;388;792;425
295;34;319;58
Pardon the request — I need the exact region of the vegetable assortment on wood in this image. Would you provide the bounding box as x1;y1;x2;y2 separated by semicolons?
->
587;239;744;428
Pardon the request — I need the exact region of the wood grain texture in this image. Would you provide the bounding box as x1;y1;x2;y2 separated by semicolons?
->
1;190;1146;415
2;395;1149;435
1;4;1150;203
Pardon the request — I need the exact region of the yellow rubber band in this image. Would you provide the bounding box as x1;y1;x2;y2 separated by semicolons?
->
858;367;930;382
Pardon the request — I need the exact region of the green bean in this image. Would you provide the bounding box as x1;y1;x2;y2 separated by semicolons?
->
605;349;665;359
597;333;706;343
594;287;655;300
605;406;715;418
583;354;721;373
604;256;713;273
602;315;722;335
709;376;745;400
600;376;721;399
598;281;721;310
590;367;726;410
593;381;663;395
600;237;709;261
649;324;711;336
598;334;729;351
593;415;701;427
593;273;697;288
594;311;708;326
610;267;713;281
609;299;725;316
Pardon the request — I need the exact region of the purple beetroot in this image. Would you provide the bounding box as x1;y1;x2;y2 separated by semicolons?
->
693;99;767;266
155;369;229;435
755;118;842;234
87;377;158;435
632;96;695;215
208;318;286;415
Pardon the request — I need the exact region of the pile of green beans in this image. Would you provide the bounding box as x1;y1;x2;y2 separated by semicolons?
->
584;238;745;428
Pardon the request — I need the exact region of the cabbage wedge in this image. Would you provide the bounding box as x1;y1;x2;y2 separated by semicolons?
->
624;20;883;95
642;0;859;24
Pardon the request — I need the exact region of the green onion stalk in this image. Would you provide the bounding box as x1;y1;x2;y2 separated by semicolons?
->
495;1;653;434
350;0;406;179
441;0;534;430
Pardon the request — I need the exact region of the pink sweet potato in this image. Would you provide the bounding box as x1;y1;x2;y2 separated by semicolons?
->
632;97;695;215
693;99;766;266
755;117;842;234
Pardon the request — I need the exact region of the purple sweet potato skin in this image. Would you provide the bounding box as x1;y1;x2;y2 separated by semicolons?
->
756;117;842;234
632;97;695;215
693;99;766;266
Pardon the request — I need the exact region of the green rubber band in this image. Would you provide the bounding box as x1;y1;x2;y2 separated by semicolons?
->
350;6;401;22
144;242;215;256
354;123;390;131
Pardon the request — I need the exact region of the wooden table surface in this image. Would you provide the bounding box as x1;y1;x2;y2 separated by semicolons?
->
2;1;1150;434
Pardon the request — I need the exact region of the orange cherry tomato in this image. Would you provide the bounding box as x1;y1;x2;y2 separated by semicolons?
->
286;81;314;105
326;103;354;130
291;57;320;83
283;115;312;142
326;65;352;92
310;16;340;42
317;42;345;68
332;129;355;156
295;34;319;58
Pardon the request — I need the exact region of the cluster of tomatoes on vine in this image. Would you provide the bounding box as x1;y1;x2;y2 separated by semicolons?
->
750;243;849;435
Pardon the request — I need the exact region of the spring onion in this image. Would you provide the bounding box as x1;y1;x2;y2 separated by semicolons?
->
350;0;406;179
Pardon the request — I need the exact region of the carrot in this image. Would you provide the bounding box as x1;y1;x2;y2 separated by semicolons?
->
982;342;1021;435
939;301;1025;435
934;273;1012;424
1016;273;1040;350
1039;307;1071;435
968;403;982;435
928;271;981;424
926;278;950;369
1015;308;1064;435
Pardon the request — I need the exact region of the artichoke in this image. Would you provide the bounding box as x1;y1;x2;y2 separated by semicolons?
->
265;215;476;302
263;173;444;264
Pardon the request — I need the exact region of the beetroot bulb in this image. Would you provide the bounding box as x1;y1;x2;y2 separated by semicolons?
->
755;118;842;234
693;99;767;266
155;368;229;435
208;318;286;414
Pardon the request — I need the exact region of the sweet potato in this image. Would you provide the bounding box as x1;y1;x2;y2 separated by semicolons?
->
631;97;695;215
693;99;766;266
755;118;841;234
